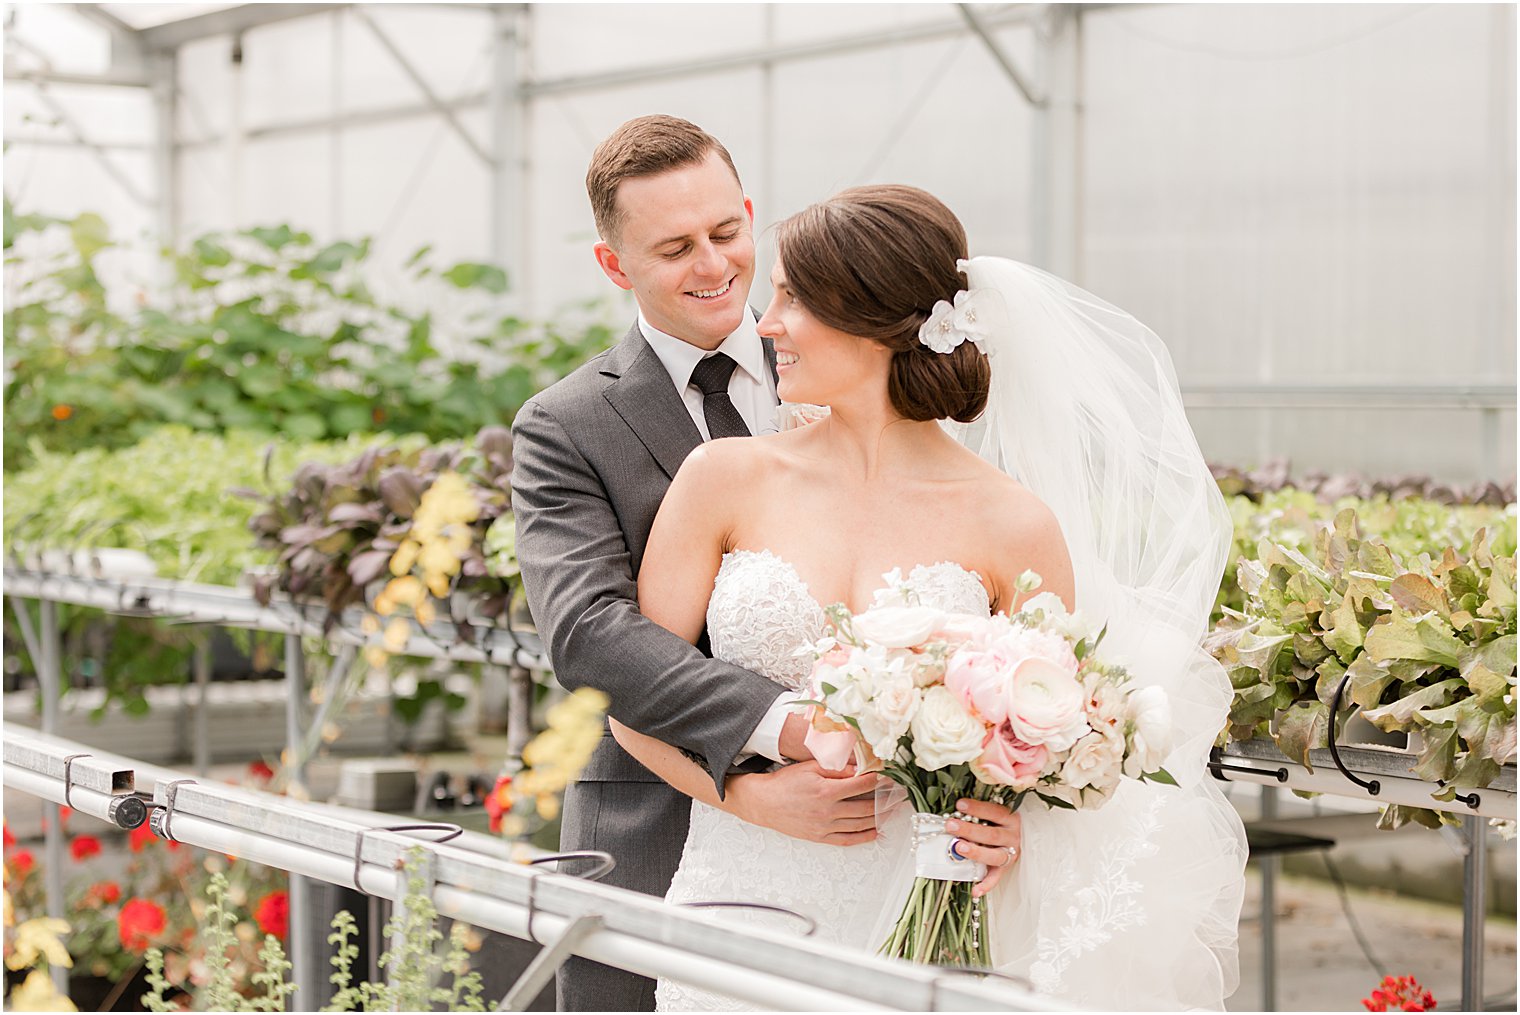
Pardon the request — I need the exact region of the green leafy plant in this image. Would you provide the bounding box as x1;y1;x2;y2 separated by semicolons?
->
3;199;617;470
1210;508;1517;828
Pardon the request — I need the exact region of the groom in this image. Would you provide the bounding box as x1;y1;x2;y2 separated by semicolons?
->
510;115;872;1012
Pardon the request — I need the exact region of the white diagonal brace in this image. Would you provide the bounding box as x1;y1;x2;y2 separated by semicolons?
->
26;80;152;205
353;7;496;168
956;3;1045;107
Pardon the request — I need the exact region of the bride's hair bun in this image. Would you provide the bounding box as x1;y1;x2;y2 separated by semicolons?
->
775;185;990;424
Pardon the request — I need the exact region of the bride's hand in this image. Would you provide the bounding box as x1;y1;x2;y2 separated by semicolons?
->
945;798;1024;898
727;761;882;846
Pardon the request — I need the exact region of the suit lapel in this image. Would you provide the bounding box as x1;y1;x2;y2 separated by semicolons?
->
603;322;704;481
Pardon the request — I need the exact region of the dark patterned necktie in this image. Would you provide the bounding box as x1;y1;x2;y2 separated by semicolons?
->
688;353;751;439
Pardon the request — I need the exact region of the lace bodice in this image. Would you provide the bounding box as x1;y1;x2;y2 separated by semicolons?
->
658;550;992;1011
706;549;991;691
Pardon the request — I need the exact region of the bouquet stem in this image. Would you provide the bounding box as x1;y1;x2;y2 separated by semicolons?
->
881;877;991;968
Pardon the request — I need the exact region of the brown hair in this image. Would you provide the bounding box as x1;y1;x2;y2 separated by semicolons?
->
586;114;742;246
775;185;990;423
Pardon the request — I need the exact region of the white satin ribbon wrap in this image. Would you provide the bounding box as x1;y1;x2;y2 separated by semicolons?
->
910;812;986;882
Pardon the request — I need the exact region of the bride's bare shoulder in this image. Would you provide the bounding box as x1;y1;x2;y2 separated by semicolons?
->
668;434;788;502
962;459;1075;608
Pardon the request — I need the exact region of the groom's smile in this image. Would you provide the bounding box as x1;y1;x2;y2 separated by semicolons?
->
592;150;756;352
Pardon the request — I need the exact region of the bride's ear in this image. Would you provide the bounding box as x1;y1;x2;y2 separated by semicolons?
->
594;241;633;291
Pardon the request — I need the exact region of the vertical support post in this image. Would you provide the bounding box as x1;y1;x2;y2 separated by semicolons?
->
149;48;179;291
193;636;212;776
284;633;321;1005
489;5;527;312
758;5;777;227
228;34;245;224
1029;5;1082;280
506;663;534;771
331;9;344;239
1486;4;1516;481
1260;785;1279;1012
37;599;67;995
1461;814;1487;1011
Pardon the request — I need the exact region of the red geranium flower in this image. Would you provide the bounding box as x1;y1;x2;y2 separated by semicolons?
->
70;835;103;861
483;774;514;834
3;822;14;849
58;806;72;825
10;849;35;875
90;881;123;905
1363;974;1435;1012
253;890;289;940
248;759;276;782
118;898;167;951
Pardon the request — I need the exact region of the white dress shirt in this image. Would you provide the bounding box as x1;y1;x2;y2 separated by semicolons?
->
637;310;800;763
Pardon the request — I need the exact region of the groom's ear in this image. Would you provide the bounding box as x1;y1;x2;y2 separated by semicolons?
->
593;241;634;292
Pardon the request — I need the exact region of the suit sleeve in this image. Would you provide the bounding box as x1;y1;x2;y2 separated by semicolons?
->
510;399;783;798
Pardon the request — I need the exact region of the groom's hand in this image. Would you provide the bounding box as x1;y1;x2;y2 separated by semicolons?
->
777;711;816;762
728;761;879;846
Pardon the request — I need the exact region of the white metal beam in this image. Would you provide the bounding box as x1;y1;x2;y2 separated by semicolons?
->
137;3;351;51
956;3;1044;107
352;6;495;168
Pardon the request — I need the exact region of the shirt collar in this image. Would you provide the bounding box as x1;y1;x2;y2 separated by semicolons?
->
638;307;766;390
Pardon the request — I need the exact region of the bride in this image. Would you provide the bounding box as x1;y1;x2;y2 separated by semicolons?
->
611;185;1247;1011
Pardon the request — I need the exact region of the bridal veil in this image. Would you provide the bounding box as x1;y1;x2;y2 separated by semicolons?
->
948;257;1249;1010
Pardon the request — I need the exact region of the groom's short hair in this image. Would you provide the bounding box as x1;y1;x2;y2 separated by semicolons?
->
587;115;742;246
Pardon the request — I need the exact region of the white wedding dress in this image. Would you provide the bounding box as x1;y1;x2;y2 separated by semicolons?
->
654;549;991;1012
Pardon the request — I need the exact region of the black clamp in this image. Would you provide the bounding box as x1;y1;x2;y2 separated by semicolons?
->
148;779;197;842
350;822;463;896
523;851;617;945
677;901;817;937
60;753;91;809
1208;745;1287;784
1327;674;1380;797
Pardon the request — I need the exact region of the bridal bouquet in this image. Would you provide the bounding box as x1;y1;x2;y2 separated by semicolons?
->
797;572;1176;968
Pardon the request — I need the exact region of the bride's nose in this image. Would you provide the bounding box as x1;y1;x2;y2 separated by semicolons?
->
757;296;784;338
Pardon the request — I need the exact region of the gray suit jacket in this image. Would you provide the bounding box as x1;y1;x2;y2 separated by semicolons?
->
510;320;783;792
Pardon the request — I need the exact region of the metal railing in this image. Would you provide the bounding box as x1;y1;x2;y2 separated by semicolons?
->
2;725;1056;1012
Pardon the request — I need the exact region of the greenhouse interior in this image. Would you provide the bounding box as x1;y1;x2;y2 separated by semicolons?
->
1;2;1515;1012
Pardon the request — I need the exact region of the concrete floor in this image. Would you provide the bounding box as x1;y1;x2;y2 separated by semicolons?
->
1230;869;1517;1012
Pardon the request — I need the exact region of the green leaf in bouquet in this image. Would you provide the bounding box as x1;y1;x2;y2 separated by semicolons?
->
1411;724;1459;783
1390;573;1451;619
1143;768;1178;787
1274;700;1329;769
1359;677;1464;732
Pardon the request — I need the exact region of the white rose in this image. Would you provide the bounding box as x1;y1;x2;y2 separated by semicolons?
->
1017;591;1069;619
1006;658;1090;752
1083;673;1128;729
910;685;986;771
852;605;946;649
823;667;870;719
869;676;921;757
1061;729;1124;791
1125;685;1173;775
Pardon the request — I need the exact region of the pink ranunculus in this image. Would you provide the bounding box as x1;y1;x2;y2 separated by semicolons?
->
974;722;1049;789
1005;656;1090;751
944;648;1009;724
930;613;996;650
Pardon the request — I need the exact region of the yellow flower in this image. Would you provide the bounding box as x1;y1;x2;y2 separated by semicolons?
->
363;646;390;669
6;917;73;971
535;794;560;821
372;589;396;617
418;539;462;579
414;598;436;626
7;969;78;1011
425;571;452;599
382;618;411;653
445;524;474;556
389;539;421;576
360;614;381;635
386;575;425;609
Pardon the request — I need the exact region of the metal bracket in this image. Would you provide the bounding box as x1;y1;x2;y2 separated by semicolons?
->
351;823;463;896
148;779;197;842
1209;746;1288;784
497;913;604;1012
60;753;90;809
